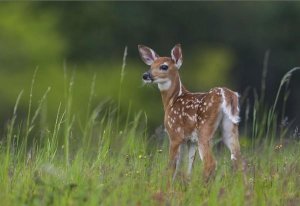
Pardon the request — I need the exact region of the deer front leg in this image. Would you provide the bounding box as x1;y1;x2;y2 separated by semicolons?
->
169;140;183;181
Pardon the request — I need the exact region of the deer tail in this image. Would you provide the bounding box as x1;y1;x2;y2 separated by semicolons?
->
220;88;240;124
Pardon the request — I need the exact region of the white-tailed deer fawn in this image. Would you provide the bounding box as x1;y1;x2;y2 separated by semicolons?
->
138;44;241;180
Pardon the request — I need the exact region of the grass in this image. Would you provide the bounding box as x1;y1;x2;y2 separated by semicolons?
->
0;62;300;205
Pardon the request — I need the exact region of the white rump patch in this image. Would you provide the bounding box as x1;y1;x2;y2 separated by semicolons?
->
220;88;240;124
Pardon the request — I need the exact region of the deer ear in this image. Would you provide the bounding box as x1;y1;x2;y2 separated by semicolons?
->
171;44;183;69
138;45;159;66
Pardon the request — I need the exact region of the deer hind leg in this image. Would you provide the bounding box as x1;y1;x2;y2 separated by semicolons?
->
187;141;197;177
222;115;241;169
198;128;217;179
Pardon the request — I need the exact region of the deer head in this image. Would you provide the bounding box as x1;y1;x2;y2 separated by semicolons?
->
138;44;183;91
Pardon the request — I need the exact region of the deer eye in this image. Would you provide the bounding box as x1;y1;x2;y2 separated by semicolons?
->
160;65;168;71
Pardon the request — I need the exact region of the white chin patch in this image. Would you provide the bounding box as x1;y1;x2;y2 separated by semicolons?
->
157;79;171;91
143;79;152;84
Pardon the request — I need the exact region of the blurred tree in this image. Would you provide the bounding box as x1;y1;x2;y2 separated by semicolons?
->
0;3;65;71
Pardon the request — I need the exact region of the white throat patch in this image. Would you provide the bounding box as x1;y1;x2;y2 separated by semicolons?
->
158;80;171;91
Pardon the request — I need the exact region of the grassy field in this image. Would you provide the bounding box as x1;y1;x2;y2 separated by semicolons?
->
0;67;300;206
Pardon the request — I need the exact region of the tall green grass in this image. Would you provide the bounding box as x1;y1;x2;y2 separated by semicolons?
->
0;57;299;205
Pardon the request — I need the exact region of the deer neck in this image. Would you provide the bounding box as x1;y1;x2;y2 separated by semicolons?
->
158;73;187;111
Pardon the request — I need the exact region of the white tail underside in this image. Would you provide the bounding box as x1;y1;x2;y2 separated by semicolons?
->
220;88;240;124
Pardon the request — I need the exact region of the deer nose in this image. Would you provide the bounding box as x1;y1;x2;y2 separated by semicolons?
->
142;72;152;80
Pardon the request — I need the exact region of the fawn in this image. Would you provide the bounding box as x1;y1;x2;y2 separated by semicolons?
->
138;44;241;180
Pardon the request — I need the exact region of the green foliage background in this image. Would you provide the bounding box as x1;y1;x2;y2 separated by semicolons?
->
0;2;300;130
